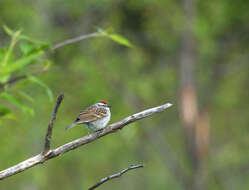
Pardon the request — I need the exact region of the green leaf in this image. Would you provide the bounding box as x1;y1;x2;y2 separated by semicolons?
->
19;34;49;46
92;26;104;33
3;25;14;36
0;92;34;115
42;59;52;71
20;42;35;55
0;50;44;77
0;47;7;62
20;42;50;55
103;27;114;34
0;106;11;117
0;106;15;121
39;43;51;51
28;75;53;102
106;33;133;47
0;29;21;82
3;25;49;46
2;29;21;67
16;91;34;103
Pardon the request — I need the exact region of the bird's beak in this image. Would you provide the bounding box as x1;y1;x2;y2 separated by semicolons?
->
107;104;111;108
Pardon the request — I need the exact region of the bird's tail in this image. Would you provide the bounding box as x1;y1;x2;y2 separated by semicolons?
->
64;122;77;130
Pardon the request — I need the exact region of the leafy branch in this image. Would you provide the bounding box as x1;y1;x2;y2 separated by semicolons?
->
0;26;132;120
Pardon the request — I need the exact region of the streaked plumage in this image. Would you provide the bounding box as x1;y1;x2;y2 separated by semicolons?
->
65;101;111;131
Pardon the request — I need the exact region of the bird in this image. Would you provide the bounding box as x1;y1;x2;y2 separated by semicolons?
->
64;100;111;131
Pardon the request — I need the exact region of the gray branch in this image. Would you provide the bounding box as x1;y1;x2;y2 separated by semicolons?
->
0;97;172;180
51;32;102;50
88;164;144;190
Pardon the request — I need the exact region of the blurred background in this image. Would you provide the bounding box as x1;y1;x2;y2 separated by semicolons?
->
0;0;249;189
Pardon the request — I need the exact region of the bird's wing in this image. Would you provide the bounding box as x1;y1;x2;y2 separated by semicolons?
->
75;106;107;123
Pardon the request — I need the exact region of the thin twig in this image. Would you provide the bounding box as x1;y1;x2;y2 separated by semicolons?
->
51;32;102;50
43;93;64;155
88;164;144;190
0;99;172;180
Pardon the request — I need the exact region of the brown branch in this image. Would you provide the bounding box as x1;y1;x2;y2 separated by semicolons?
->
43;93;64;155
0;70;48;91
0;75;26;87
88;164;144;190
51;32;102;50
0;99;172;180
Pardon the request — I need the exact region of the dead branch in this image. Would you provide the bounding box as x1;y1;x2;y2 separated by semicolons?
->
0;95;172;180
88;164;144;190
43;93;64;155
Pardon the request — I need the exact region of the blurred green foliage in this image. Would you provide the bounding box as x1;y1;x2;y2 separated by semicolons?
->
0;25;131;122
0;0;248;190
0;26;52;121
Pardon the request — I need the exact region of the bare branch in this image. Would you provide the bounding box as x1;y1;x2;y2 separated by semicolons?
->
88;164;144;190
0;101;172;180
43;93;64;155
51;32;102;50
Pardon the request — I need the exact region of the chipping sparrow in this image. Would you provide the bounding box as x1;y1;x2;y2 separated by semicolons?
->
65;100;111;131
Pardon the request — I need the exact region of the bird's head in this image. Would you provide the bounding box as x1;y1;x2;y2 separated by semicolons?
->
97;100;111;108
